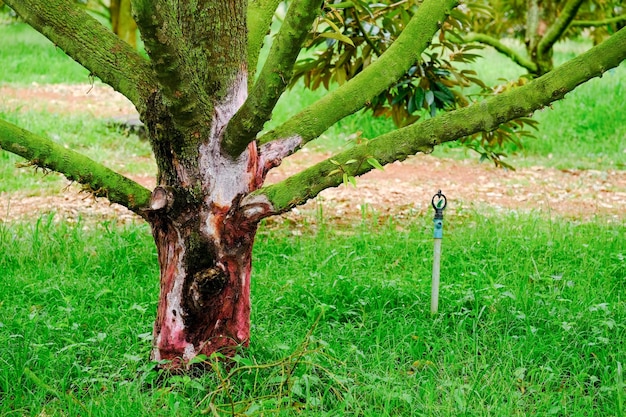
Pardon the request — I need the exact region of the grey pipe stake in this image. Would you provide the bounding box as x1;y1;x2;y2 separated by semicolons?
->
431;190;447;314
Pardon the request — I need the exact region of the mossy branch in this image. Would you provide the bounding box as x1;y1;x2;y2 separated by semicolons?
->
526;0;541;52
571;15;626;27
256;0;459;149
462;33;538;74
245;27;626;217
4;0;156;115
537;0;585;57
131;0;208;129
0;119;152;216
223;0;323;157
247;0;283;82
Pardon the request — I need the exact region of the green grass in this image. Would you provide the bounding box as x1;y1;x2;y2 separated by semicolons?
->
0;23;91;85
1;212;624;416
518;65;626;170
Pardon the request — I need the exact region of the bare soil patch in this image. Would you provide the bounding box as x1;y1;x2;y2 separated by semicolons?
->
1;84;625;224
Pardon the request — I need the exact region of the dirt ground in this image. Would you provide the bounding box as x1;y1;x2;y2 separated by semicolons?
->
1;83;625;224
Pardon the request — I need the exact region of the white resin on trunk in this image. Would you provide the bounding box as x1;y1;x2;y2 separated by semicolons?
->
199;71;253;203
199;70;255;242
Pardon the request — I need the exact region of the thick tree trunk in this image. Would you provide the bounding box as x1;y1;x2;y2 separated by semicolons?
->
127;0;256;368
144;107;263;366
149;197;258;367
146;137;262;367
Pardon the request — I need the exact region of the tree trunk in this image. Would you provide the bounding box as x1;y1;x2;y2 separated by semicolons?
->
126;0;254;368
146;139;262;368
148;193;257;367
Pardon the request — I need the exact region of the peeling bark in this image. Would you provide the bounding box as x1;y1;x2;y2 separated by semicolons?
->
149;206;258;366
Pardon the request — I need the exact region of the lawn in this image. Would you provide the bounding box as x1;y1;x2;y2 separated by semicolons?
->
1;214;625;416
0;19;625;417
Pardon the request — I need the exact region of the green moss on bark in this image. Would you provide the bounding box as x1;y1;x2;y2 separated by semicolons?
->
247;0;282;80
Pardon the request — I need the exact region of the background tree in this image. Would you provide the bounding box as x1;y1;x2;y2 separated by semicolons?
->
464;0;626;75
109;0;137;47
1;0;624;371
76;0;138;48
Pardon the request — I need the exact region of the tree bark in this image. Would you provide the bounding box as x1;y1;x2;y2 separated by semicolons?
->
129;0;263;367
144;103;263;367
147;164;260;366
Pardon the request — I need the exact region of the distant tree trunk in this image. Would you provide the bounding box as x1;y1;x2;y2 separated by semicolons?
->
110;0;136;48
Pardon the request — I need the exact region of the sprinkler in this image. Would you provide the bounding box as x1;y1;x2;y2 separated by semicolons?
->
430;190;447;314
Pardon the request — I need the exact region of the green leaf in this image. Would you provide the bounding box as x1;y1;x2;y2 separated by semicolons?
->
366;157;384;171
429;102;437;117
319;22;355;47
407;92;417;114
413;87;425;110
425;90;435;106
391;87;410;105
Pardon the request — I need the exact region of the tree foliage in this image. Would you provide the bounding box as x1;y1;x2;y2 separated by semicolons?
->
291;0;538;165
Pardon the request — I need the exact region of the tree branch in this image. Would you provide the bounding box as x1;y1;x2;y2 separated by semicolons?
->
463;33;538;74
537;0;585;57
256;0;459;154
131;0;247;132
0;119;152;216
571;15;626;27
247;0;283;82
242;27;626;218
223;0;323;157
4;0;156;115
525;0;541;52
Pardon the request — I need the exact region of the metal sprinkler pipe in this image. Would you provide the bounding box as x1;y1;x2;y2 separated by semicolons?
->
431;190;447;314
